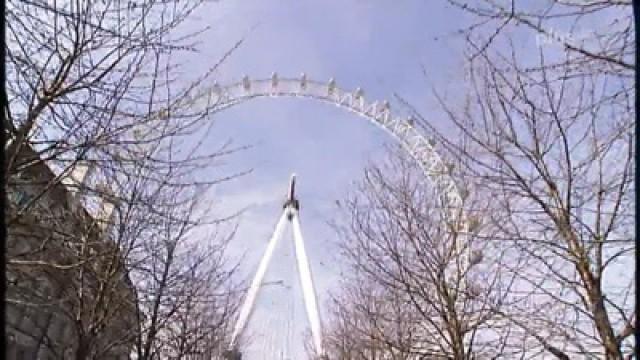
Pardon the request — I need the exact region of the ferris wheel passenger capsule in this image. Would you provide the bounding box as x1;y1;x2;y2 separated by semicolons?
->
300;73;308;89
271;72;279;88
354;87;363;99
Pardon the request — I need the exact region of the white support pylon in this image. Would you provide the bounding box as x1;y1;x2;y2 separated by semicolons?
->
229;174;324;357
291;209;323;355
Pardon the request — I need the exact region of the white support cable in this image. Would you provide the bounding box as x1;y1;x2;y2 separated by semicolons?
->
230;211;289;348
291;211;323;356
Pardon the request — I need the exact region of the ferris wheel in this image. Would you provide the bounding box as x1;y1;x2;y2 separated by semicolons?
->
186;73;474;359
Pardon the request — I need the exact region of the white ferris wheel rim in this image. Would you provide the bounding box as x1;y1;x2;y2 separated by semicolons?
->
189;73;467;228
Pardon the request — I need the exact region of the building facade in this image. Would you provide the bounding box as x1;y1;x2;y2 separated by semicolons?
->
6;144;137;359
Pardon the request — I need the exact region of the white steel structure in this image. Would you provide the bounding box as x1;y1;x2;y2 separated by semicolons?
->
194;74;474;358
229;174;323;357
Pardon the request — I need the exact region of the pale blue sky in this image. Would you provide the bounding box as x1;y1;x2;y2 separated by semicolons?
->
175;1;537;358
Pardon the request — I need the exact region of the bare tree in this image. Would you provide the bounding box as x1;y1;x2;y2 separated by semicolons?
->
324;149;515;359
323;279;421;360
5;1;245;359
6;133;243;360
444;0;633;76
6;0;244;222
126;170;241;360
400;1;635;358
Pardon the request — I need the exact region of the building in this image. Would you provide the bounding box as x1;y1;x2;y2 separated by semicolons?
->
6;143;137;359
